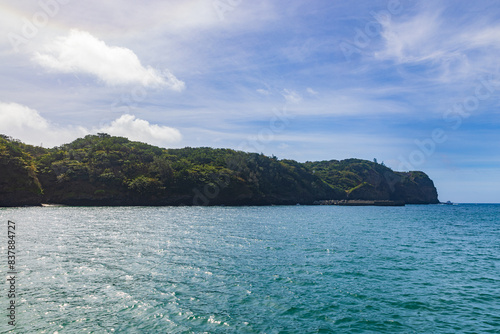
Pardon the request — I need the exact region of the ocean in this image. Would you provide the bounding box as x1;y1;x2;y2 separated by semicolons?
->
1;204;499;333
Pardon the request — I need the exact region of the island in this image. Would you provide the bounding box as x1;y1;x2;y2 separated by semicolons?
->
0;134;439;207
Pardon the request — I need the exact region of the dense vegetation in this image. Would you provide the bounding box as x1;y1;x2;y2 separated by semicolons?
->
0;134;439;206
0;135;44;206
304;159;439;204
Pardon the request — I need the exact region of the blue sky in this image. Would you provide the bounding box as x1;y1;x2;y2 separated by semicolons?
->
1;0;499;203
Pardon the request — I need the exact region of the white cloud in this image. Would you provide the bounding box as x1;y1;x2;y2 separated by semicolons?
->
97;114;181;146
464;26;500;49
376;11;445;64
375;10;500;83
0;101;50;131
257;89;271;96
33;30;185;90
306;88;318;96
0;101;181;147
0;101;87;146
282;89;302;104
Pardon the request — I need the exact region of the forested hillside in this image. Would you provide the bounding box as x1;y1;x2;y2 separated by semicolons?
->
0;135;44;206
0;134;439;206
304;159;439;204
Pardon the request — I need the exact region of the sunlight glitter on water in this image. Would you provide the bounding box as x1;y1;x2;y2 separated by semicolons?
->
0;205;499;333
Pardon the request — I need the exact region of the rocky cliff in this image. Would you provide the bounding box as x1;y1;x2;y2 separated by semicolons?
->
304;159;439;204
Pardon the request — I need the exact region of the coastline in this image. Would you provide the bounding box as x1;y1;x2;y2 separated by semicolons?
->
3;200;430;208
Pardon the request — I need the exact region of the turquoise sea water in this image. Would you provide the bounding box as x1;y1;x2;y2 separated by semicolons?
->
1;204;499;333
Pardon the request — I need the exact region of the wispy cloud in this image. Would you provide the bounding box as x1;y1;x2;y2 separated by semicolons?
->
33;30;185;90
375;8;500;83
306;88;319;96
256;89;271;96
376;10;444;64
282;89;302;104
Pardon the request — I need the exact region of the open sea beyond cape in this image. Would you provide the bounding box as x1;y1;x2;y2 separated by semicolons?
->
1;204;499;333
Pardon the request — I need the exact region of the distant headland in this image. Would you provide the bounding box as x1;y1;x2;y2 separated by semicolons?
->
0;134;439;207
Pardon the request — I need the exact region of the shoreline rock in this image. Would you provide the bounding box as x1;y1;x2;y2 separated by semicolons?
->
313;199;406;206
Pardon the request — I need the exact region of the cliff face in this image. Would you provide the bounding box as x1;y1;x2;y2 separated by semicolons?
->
394;171;440;204
304;159;439;204
0;135;439;206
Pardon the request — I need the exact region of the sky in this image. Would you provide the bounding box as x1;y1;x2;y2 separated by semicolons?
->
0;0;499;203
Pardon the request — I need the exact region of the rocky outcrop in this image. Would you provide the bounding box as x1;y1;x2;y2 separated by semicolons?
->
393;171;439;204
305;159;439;204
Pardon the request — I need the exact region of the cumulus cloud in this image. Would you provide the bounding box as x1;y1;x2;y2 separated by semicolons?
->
0;101;181;147
0;101;51;131
0;101;88;146
33;30;185;90
97;114;182;146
